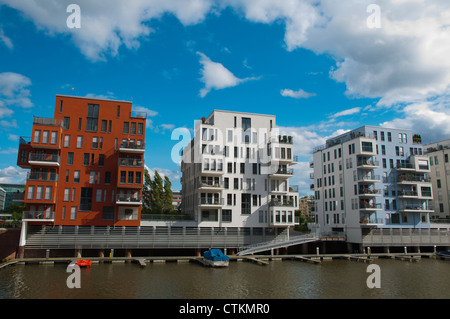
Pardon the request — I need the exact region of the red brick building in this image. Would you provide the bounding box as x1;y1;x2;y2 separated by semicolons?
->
17;95;146;228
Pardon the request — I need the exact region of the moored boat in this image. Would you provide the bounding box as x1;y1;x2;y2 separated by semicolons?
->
76;259;92;267
436;250;450;258
203;249;229;267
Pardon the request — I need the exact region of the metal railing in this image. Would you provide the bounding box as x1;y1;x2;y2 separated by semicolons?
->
116;194;142;203
27;172;58;181
28;153;60;163
118;158;144;167
119;142;145;150
199;197;224;205
23;211;55;220
33;117;63;127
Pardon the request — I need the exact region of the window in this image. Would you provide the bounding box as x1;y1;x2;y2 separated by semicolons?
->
131;122;136;135
222;210;232;222
77;136;83;148
27;186;35;200
120;171;126;184
86;104;99;132
70;207;77;220
34;130;41;143
387;132;392;142
64;135;70;147
96;189;102;202
64;188;70;201
50;132;57;144
78;118;82;130
105;172;111;184
67;152;74;165
123;122;129;134
59;100;63;113
362;142;373;153
89;171;95;184
63;117;70;130
79;188;93;211
102;206;114;220
101;120;107;133
138;123;143;135
74;171;80;183
128;171;134;184
36;186;43;200
135;171;141;184
98;154;105;166
83;153;90;166
45;186;52;200
92;136;98;149
117;105;120;117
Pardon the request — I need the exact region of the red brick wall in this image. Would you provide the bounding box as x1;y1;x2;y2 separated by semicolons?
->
0;229;20;260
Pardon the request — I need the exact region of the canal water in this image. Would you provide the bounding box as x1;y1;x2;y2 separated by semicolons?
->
0;258;449;299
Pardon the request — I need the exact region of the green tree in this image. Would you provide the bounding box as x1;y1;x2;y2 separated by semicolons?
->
150;170;164;214
163;176;174;213
142;168;152;214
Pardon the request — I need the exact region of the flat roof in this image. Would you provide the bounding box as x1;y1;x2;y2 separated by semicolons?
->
56;94;132;104
208;109;276;118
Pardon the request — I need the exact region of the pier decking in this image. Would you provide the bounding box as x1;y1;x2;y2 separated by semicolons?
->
1;251;443;270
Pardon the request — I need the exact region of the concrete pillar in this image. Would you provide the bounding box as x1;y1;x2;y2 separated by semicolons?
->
75;249;82;258
18;221;27;259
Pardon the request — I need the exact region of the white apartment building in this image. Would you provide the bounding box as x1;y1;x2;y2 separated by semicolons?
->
181;110;299;232
424;139;450;221
312;126;433;244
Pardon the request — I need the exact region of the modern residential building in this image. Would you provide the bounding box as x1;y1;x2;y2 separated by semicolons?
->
172;191;182;211
0;183;26;221
16;95;147;228
424;139;450;221
311;126;433;245
181;110;299;233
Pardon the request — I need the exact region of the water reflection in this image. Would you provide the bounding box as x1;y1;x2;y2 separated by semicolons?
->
0;259;449;299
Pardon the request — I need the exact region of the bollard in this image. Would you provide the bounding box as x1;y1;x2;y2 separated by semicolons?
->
316;247;319;256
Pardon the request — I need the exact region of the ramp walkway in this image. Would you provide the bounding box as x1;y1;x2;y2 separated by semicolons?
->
236;230;319;256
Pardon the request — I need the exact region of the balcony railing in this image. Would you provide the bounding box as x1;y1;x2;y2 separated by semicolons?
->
272;168;294;175
12;192;25;202
33;117;63;127
358;189;380;196
116;194;142;203
397;175;431;183
28;153;60;163
199;197;224;205
398;190;418;197
198;181;223;188
22;211;55;220
130;111;147;119
357;158;379;167
396;163;415;170
359;202;382;210
356;174;380;182
269;199;295;207
118;158;144;167
119;142;145;150
27;172;58;181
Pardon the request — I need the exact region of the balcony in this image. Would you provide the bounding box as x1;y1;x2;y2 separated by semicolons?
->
358;189;381;197
356;174;380;183
116;194;142;205
398;190;419;198
199;197;224;207
130;111;147;119
360;213;384;226
397;174;431;184
118;158;144;167
22;211;55;222
28;153;60;167
399;203;433;213
357;158;379;169
270;167;294;178
269;209;297;227
12;192;25;202
27;172;58;182
269;199;296;207
33;117;63;127
119;141;145;154
198;180;224;190
396;163;415;171
359;202;382;211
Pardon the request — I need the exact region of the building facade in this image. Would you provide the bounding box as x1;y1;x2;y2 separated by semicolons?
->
424;139;450;221
181;110;299;232
312;126;433;244
17;95;146;228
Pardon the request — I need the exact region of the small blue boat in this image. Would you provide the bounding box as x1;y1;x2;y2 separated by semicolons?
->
203;249;229;267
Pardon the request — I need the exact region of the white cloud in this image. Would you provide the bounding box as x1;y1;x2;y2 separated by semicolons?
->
0;166;26;184
0;72;33;109
197;52;258;97
380;98;450;144
0;0;214;62
329;107;361;119
0;27;13;49
280;88;316;99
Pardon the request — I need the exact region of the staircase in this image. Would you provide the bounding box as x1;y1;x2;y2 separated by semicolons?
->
236;230;318;256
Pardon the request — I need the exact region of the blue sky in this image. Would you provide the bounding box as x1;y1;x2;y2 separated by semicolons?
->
1;0;449;196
